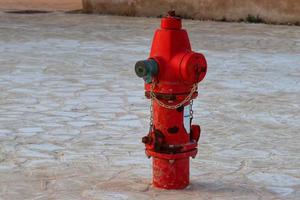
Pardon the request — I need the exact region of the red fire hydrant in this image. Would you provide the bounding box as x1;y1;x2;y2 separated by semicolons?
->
135;11;207;189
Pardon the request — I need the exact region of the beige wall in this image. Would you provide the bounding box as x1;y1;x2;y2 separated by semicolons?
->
82;0;300;24
0;0;82;11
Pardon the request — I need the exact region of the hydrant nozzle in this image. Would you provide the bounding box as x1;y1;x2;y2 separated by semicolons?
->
135;59;158;83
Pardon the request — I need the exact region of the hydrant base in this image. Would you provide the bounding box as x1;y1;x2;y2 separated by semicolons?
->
152;157;189;189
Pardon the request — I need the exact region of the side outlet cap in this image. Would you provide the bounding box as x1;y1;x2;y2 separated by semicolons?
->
135;59;158;83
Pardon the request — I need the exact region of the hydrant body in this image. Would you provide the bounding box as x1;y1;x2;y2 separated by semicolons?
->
135;12;207;189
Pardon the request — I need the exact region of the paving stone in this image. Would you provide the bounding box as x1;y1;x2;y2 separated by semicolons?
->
0;12;299;200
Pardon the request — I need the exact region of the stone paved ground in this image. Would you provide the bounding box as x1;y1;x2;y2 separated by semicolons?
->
0;12;299;200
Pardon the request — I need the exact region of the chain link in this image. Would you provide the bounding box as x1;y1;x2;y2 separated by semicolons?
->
189;99;194;120
148;81;197;132
150;82;197;110
149;93;154;132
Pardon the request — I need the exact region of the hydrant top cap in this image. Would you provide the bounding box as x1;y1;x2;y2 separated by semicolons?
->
161;12;182;30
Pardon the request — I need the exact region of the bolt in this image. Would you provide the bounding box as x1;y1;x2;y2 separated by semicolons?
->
169;159;175;164
168;10;176;17
142;136;152;144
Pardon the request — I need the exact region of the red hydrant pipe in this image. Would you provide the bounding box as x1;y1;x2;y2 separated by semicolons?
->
135;11;207;189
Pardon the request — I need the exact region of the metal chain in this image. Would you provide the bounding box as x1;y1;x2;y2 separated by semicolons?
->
150;82;197;110
189;99;194;120
149;92;154;132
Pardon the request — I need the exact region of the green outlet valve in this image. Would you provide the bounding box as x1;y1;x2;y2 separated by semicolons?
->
135;59;158;83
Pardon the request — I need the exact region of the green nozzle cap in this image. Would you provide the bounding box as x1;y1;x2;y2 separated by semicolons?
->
135;61;148;77
134;59;158;83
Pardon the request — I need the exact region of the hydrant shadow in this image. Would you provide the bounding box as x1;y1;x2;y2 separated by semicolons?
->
187;181;276;198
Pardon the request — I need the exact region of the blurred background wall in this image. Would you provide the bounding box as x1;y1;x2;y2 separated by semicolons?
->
82;0;300;24
0;0;299;24
0;0;82;11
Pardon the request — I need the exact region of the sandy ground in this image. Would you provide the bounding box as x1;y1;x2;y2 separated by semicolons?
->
0;0;82;11
0;12;299;200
